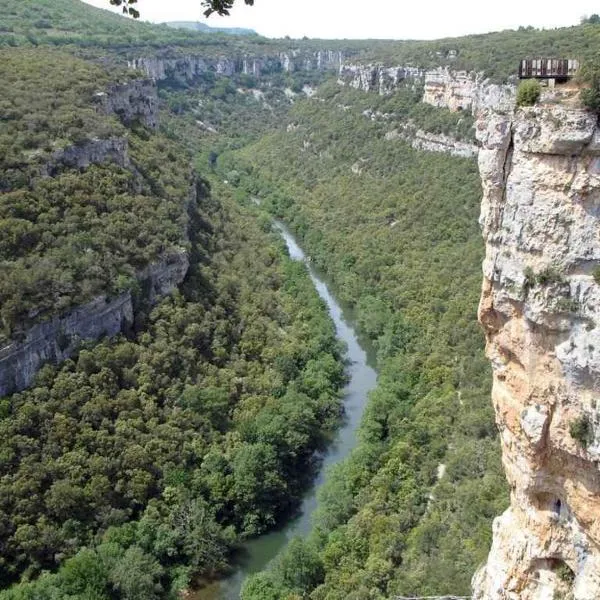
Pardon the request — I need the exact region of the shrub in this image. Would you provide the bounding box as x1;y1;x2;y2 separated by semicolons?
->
569;415;593;446
517;79;542;107
592;266;600;284
579;56;600;112
556;560;575;584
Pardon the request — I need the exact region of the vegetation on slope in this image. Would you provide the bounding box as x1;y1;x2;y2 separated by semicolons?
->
0;41;347;598
0;178;345;597
0;0;241;49
5;0;600;84
0;49;191;342
220;83;508;598
0;0;361;57
357;22;600;81
11;4;600;598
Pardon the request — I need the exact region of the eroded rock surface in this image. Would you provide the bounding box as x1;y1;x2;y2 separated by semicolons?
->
473;92;600;600
338;63;515;114
95;78;159;129
0;249;189;398
129;50;345;83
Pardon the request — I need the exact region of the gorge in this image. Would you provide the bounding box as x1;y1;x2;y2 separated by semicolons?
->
2;2;600;599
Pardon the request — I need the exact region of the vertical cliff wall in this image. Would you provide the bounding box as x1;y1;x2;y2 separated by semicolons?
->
128;50;345;83
473;94;600;599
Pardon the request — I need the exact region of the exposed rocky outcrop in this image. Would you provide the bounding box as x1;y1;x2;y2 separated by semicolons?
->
385;125;478;158
472;93;600;600
41;136;129;177
139;250;190;306
0;176;196;398
0;294;133;397
338;64;425;95
128;50;344;83
94;78;159;129
0;249;190;398
338;63;515;115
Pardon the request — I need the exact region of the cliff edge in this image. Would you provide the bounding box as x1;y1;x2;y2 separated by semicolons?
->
473;90;600;599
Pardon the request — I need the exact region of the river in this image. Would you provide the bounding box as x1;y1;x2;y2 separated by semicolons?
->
192;221;378;600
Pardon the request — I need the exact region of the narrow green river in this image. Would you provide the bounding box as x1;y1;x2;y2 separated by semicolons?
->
192;221;378;600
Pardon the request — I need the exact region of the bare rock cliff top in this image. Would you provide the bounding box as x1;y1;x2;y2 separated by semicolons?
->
473;89;600;600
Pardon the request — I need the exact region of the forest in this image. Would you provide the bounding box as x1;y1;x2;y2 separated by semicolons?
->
2;1;599;599
0;49;190;341
0;35;346;599
222;81;507;598
0;154;346;599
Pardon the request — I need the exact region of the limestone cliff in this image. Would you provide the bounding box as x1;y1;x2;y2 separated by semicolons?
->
473;91;600;599
129;50;345;83
0;249;189;397
338;63;514;115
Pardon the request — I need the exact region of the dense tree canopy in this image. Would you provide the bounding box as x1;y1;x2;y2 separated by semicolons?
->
0;41;346;598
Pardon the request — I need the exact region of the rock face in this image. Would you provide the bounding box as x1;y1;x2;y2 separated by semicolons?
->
95;79;159;129
129;50;345;83
339;63;515;115
0;294;133;397
422;68;481;111
473;95;600;599
385;125;478;158
41;137;129;177
338;64;425;95
0;250;189;398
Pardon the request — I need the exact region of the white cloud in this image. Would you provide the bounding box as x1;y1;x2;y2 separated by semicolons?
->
82;0;600;39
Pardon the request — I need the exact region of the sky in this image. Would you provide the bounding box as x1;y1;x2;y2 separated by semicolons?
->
82;0;600;39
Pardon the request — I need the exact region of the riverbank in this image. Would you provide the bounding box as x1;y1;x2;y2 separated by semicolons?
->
190;221;378;600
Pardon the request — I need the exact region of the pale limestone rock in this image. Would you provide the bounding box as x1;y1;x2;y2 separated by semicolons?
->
385;125;478;158
338;64;425;94
473;95;600;600
338;62;516;115
521;405;550;446
423;67;480;112
129;50;344;83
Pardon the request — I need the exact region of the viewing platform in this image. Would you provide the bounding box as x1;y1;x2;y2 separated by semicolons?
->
519;58;579;82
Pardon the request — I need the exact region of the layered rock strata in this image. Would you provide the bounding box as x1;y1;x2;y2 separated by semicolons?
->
129;50;345;83
339;64;515;115
473;96;600;599
0;249;189;398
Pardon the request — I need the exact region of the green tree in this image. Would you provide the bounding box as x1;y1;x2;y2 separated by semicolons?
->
110;547;163;600
580;56;600;112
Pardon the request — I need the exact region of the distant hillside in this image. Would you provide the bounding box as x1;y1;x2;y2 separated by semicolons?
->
166;21;257;36
4;0;600;82
0;0;267;53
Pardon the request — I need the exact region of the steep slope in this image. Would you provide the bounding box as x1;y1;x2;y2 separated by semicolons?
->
0;48;191;394
473;87;600;600
165;21;257;36
0;33;347;600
